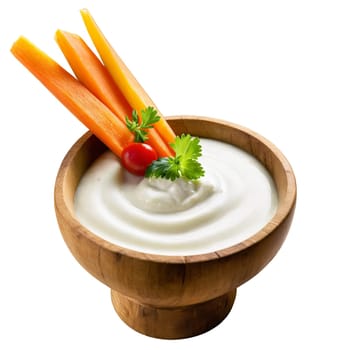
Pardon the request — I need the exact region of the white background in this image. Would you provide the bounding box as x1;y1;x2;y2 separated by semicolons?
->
1;0;349;348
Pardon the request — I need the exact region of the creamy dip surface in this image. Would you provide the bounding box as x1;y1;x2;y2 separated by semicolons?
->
74;138;278;256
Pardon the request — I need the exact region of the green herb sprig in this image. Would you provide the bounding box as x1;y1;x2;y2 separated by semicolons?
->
125;106;161;142
145;134;205;181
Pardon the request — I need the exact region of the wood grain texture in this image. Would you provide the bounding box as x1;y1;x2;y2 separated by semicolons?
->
111;289;236;339
54;116;297;339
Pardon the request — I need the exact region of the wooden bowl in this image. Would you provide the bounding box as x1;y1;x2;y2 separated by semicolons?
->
54;116;296;339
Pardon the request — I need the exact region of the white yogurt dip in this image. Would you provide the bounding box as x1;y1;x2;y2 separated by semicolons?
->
74;138;278;256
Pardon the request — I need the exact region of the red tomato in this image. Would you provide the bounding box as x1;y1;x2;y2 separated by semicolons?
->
121;143;158;176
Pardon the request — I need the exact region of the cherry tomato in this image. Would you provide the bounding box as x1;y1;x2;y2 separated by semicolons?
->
121;143;158;176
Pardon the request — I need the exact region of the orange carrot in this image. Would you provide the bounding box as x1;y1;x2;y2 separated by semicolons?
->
55;30;133;122
11;36;133;158
55;29;173;158
80;9;176;150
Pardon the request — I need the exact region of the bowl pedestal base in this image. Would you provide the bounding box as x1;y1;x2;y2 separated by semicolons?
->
111;289;236;339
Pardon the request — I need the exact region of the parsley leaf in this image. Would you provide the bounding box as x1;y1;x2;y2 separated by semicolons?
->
145;134;205;181
125;106;161;142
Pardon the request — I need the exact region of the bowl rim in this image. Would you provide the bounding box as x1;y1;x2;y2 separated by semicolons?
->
54;116;297;264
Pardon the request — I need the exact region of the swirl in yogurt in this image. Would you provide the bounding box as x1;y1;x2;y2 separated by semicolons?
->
74;138;278;255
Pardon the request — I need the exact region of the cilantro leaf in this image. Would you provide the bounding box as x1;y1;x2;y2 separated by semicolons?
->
145;157;180;180
125;106;161;142
145;134;205;181
179;157;204;180
171;134;202;161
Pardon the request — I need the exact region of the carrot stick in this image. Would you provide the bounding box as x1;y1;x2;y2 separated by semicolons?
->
55;30;133;122
11;36;133;158
55;29;173;158
80;8;176;150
